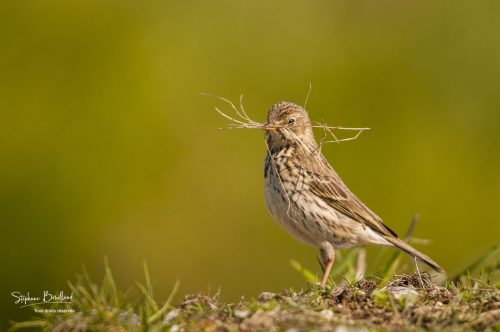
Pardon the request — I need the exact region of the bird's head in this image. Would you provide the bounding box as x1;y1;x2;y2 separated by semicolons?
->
264;102;315;147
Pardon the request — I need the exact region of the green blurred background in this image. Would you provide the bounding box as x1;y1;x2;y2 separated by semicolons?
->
1;0;499;326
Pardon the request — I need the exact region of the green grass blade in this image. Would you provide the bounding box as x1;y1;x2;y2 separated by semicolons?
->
452;244;500;282
378;251;403;285
81;264;100;300
290;259;317;283
147;279;180;325
331;248;359;277
8;320;48;332
141;261;159;312
102;257;119;307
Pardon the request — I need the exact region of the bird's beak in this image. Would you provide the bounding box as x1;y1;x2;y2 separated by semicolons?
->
263;123;278;131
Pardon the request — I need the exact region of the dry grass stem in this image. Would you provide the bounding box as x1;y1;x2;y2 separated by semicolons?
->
356;248;367;280
205;94;370;146
408;238;433;246
304;82;312;109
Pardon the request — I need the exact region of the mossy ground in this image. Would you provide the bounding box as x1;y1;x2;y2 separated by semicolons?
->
9;272;500;332
8;246;500;331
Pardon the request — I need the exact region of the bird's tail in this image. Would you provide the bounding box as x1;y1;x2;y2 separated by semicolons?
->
383;236;444;273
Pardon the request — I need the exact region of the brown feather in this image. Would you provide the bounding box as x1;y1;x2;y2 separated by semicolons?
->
299;149;398;238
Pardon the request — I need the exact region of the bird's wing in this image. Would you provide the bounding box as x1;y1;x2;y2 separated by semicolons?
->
302;153;398;238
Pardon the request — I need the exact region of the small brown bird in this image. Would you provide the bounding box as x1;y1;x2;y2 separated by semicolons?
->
263;102;443;287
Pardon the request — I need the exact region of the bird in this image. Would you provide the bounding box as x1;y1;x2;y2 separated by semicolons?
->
263;101;443;287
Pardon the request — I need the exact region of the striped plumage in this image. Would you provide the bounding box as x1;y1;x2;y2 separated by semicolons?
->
263;102;443;286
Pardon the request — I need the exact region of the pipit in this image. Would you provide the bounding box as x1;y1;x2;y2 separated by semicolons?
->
263;102;443;287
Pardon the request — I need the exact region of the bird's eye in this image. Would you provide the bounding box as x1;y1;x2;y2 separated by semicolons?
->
288;118;295;125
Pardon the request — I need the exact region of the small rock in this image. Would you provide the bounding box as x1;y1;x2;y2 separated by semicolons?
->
234;309;250;319
170;325;180;332
388;286;419;298
286;328;300;332
257;292;275;302
117;311;141;327
319;309;334;320
163;309;181;323
334;325;368;332
388;286;420;307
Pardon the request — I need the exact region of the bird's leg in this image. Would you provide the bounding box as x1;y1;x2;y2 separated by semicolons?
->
319;243;335;287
